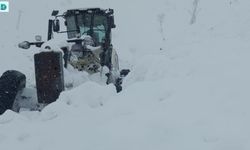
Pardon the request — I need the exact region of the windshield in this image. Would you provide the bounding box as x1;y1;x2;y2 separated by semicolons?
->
66;15;78;39
66;13;108;45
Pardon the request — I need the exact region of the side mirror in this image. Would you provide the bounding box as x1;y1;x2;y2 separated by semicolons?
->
51;10;59;16
35;35;42;42
18;41;30;49
53;19;60;32
110;16;116;28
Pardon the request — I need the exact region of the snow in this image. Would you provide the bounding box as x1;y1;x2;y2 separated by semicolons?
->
1;0;250;149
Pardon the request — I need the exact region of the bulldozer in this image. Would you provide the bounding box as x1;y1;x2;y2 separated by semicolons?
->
0;8;130;114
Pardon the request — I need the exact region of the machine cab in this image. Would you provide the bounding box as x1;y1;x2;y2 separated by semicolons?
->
63;8;115;46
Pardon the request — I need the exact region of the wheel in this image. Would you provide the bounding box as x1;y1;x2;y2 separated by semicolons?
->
0;70;26;115
34;51;64;104
115;77;123;93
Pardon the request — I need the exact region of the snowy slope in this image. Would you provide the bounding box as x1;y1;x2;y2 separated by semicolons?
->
1;0;250;149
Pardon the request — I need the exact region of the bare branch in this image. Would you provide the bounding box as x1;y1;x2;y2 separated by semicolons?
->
190;0;200;25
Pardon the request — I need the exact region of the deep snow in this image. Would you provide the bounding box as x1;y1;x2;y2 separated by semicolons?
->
1;0;250;149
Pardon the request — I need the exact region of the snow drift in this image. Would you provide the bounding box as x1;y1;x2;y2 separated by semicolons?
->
1;0;250;149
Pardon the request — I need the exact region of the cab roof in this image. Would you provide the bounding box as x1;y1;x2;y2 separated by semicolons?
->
64;8;114;17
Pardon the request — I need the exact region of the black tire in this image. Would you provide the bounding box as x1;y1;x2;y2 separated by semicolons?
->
0;70;26;115
115;77;123;93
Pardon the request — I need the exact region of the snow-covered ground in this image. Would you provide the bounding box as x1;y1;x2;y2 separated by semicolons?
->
1;0;250;149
